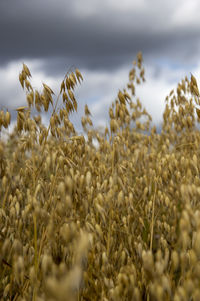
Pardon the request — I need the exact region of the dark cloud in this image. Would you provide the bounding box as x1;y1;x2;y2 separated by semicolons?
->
1;0;200;75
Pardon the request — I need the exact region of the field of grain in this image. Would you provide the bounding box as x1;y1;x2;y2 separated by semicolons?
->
1;52;200;300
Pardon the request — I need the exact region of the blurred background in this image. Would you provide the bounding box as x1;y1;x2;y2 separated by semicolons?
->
1;0;200;136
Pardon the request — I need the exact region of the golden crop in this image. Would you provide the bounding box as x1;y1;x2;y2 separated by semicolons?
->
1;52;200;300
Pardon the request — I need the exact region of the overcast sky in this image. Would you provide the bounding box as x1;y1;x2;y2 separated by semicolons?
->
1;0;200;136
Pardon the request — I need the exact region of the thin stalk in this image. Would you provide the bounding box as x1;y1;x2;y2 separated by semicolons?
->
150;180;157;251
34;92;61;180
147;179;157;301
33;214;38;274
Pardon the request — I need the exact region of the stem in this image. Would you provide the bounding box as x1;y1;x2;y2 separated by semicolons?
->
34;92;61;180
33;214;38;273
150;179;157;251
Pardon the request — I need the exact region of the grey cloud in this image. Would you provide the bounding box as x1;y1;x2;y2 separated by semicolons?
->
1;0;200;75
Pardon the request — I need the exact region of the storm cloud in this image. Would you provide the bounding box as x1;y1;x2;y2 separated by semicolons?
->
1;0;200;72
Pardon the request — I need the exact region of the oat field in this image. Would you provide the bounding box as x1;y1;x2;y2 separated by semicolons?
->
1;52;200;300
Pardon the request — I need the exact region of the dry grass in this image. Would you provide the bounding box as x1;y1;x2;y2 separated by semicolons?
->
1;52;200;300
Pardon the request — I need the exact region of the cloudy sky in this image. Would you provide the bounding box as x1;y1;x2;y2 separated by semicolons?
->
1;0;200;136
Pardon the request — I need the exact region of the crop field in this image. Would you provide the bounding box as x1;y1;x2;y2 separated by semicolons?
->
1;52;200;300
